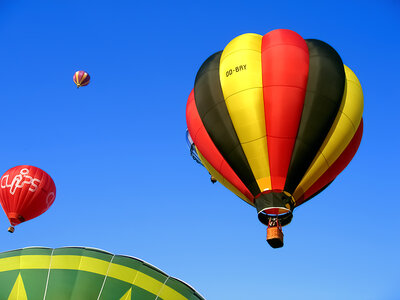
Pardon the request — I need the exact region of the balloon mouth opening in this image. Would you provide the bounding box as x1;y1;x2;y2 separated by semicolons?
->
255;191;295;227
8;213;25;226
258;210;293;227
9;218;21;226
259;207;291;216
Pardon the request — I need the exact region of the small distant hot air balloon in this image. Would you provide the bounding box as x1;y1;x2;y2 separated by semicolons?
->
0;165;56;233
73;70;90;88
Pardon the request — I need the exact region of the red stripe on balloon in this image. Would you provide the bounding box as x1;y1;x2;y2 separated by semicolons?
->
80;72;90;86
261;29;309;191
296;119;363;205
78;71;85;81
186;90;254;202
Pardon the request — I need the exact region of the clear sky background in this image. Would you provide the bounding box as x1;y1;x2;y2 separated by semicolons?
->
0;0;399;299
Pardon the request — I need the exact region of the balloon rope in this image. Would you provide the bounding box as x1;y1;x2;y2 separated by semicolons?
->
154;275;171;300
43;248;55;300
155;275;171;300
96;254;115;300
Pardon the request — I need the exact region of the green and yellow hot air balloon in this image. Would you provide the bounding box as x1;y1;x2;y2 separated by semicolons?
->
0;247;204;300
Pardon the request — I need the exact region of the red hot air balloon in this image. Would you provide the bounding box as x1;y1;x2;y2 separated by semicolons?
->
0;166;56;233
73;70;90;88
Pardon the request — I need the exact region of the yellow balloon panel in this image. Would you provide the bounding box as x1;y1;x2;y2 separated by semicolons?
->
3;255;51;271
197;149;253;206
219;33;271;191
339;66;364;125
241;139;271;191
223;88;265;142
220;33;263;96
107;262;138;284
220;33;263;62
8;274;27;300
294;65;364;199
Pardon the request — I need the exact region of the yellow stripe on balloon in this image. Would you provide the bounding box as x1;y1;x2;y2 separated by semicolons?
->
294;65;364;199
0;255;187;300
219;33;272;192
0;255;51;271
51;255;110;274
107;263;165;299
80;72;87;83
196;149;253;206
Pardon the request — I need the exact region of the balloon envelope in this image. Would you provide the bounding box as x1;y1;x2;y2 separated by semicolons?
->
0;247;205;300
0;165;56;229
73;70;90;88
186;29;363;226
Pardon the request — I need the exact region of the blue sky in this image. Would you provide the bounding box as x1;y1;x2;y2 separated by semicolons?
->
0;0;399;299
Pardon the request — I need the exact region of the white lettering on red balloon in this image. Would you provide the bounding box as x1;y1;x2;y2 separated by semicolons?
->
46;192;55;205
1;168;41;195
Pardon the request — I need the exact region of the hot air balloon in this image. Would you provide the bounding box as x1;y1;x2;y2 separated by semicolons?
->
0;165;56;233
0;247;205;300
73;70;90;88
186;29;364;248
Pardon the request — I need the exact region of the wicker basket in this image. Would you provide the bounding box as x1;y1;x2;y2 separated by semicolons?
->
267;226;284;248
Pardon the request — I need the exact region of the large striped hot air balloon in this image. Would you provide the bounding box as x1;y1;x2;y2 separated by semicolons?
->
0;247;205;300
186;29;364;248
0;165;56;233
73;70;90;88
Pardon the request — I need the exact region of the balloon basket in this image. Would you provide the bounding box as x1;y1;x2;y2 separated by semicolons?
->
267;226;283;248
8;226;14;233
